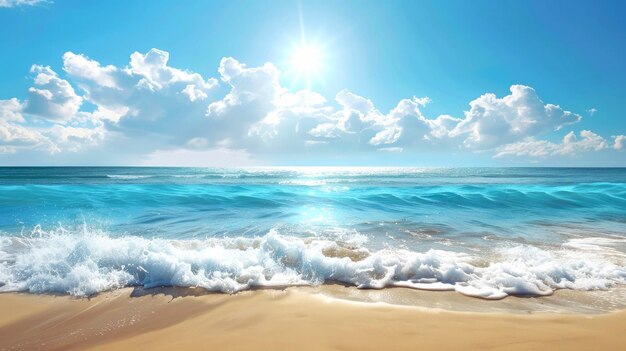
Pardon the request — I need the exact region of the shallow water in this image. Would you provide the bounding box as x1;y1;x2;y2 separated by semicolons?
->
0;167;625;301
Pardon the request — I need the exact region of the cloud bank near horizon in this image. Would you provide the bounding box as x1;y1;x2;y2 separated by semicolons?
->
0;48;623;165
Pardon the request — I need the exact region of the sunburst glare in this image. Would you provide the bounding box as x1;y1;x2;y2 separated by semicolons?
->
285;41;326;88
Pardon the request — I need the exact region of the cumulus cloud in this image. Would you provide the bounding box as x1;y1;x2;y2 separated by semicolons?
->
208;57;281;114
0;98;24;122
0;119;57;154
1;48;624;164
295;90;435;152
0;64;101;154
128;49;217;93
368;96;432;146
294;85;584;155
63;52;118;88
209;58;338;154
48;124;104;152
63;48;219;149
495;130;609;158
450;85;581;149
23;65;82;122
207;58;282;137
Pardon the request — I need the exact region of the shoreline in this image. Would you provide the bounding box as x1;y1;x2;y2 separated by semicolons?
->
2;286;626;350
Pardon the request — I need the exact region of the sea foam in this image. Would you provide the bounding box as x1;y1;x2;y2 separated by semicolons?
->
0;229;624;299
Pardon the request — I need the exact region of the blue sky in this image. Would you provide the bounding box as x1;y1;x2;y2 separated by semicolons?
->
0;0;625;166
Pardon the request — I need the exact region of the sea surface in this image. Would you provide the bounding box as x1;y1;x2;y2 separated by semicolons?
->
0;167;625;300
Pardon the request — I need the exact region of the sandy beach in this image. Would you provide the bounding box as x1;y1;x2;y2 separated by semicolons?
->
1;287;626;351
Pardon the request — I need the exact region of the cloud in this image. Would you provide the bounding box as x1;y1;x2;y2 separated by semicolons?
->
23;65;82;122
62;48;220;152
495;130;609;158
63;52;118;88
207;57;283;139
298;85;584;155
1;48;624;165
363;97;431;146
292;90;435;152
0;98;24;122
450;85;581;149
0;65;101;154
48;123;104;152
0;0;48;8
614;135;626;150
128;49;217;93
208;58;338;154
0;119;57;154
0;104;104;155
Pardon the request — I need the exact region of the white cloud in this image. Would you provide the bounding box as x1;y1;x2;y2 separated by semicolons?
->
62;48;220;148
0;65;103;154
369;124;402;145
208;57;336;153
208;57;281;116
63;52;118;88
0;119;57;154
426;114;462;139
181;84;208;102
368;96;432;146
48;124;104;152
1;48;624;165
450;85;581;149
614;135;626;150
559;130;608;154
495;130;609;158
301;91;434;150
128;49;217;92
0;98;24;122
23;65;82;122
0;0;48;8
308;123;337;138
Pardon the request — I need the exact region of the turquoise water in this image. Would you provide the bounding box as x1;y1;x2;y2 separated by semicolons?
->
0;167;625;299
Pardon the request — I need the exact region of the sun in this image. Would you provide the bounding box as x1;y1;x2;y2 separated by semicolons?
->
287;42;325;87
290;44;323;76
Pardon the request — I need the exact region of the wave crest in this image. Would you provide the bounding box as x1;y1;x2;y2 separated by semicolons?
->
1;229;625;299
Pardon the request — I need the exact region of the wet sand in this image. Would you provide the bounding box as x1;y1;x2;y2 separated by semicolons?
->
1;287;626;351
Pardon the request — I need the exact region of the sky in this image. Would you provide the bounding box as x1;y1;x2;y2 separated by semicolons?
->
0;0;625;166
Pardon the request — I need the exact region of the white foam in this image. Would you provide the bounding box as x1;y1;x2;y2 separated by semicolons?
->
0;229;625;298
564;237;626;259
106;175;152;180
171;174;205;178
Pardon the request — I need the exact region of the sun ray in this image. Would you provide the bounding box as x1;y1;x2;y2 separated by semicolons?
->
286;41;325;89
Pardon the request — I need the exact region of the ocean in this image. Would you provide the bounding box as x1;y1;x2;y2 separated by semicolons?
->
0;167;625;300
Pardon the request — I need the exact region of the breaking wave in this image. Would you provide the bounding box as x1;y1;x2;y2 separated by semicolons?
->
1;228;624;299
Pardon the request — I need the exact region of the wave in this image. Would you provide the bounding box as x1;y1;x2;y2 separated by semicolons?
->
106;174;155;180
2;182;624;210
1;229;624;299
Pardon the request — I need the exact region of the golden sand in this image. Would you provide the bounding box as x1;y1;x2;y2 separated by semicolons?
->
1;287;626;351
